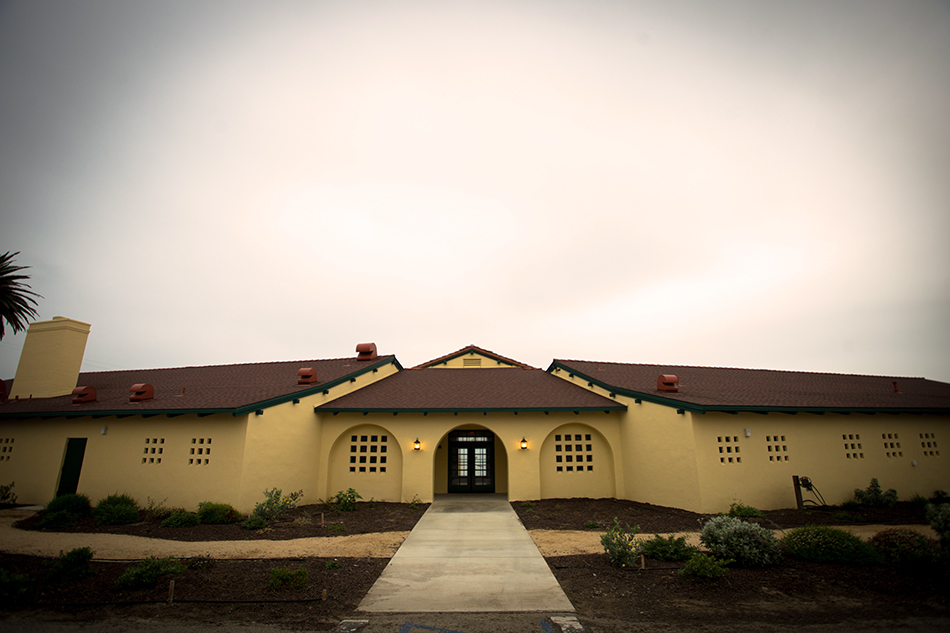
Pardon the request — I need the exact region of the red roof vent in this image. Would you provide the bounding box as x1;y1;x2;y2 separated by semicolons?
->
130;383;154;402
657;374;679;392
356;342;378;361
297;367;318;385
71;386;97;404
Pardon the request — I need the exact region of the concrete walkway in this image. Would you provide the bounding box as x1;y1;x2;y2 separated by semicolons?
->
358;494;574;613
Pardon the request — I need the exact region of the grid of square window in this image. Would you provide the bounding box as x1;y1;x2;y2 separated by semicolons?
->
766;435;788;462
189;437;211;465
882;432;902;458
920;433;940;457
142;437;164;464
349;434;388;473
554;433;593;472
842;434;863;459
718;435;741;464
0;438;13;462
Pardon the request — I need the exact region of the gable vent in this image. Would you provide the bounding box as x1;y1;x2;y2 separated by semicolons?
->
297;367;318;385
657;374;679;393
130;383;154;402
71;386;97;404
356;342;377;361
463;358;482;367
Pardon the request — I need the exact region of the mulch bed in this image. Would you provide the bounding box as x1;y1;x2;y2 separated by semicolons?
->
2;498;947;631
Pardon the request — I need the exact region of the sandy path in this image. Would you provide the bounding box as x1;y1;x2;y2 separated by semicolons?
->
1;509;936;560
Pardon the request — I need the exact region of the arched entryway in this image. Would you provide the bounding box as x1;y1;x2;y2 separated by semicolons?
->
447;429;495;493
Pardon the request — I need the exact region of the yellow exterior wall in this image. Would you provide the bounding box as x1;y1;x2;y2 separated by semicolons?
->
0;414;248;509
10;317;91;399
539;423;616;499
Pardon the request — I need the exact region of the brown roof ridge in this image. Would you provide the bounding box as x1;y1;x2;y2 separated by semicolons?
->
553;359;928;381
412;345;536;370
77;355;397;376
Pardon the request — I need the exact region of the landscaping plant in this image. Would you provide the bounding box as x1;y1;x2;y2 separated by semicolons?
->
925;503;950;549
700;515;782;567
114;557;185;590
253;488;304;521
197;501;243;524
93;493;140;526
600;517;641;567
0;569;31;606
0;481;16;504
869;528;940;566
728;501;763;518
268;566;308;590
639;534;699;562
38;493;92;529
781;525;881;565
853;478;897;508
678;552;732;580
46;547;96;582
161;511;200;528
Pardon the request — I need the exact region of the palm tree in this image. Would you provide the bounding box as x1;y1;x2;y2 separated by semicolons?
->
0;251;42;340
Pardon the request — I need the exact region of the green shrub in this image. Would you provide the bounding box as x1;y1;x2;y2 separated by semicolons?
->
853;478;897;508
114;557;185;590
144;497;173;520
93;494;140;526
326;488;361;512
931;490;949;503
38;493;92;529
324;560;340;570
161;511;200;528
781;526;881;565
252;488;304;521
700;515;782;568
678;552;731;580
584;521;599;529
728;502;763;518
839;500;861;511
241;514;269;530
600;517;641;568
269;566;308;590
639;534;699;562
197;502;243;525
327;523;347;533
926;503;950;549
187;556;215;570
0;481;17;504
0;569;31;605
869;528;940;566
833;511;865;523
46;547;96;582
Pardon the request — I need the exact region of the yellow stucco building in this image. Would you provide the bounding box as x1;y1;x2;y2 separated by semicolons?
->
1;317;948;513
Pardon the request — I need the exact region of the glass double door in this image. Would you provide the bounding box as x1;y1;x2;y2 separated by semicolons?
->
448;430;494;493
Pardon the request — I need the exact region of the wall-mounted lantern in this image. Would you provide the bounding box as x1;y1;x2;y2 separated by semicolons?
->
520;437;528;450
413;438;421;451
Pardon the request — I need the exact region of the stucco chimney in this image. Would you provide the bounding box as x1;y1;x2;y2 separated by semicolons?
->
10;317;91;399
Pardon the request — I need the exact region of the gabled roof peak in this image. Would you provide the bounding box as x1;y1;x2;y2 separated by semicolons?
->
412;345;535;370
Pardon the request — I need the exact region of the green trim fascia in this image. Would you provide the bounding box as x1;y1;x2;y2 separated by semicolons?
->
315;405;627;414
0;357;403;421
547;361;950;416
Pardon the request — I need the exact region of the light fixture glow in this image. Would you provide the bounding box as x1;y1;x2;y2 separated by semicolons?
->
413;438;421;451
520;437;528;450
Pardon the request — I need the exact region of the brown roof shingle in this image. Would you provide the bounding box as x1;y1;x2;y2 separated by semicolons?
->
318;367;624;412
550;360;950;412
0;356;398;418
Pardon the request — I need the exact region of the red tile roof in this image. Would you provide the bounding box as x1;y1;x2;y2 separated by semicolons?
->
318;367;624;412
550;360;950;413
412;345;536;370
0;356;398;418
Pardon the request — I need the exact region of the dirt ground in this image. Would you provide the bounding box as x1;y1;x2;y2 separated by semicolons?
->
1;498;948;632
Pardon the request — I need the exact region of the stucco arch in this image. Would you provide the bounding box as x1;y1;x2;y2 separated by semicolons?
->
327;423;403;502
540;423;615;499
432;424;509;495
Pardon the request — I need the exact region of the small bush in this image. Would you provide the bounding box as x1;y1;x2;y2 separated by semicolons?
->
931;490;949;503
520;501;535;509
252;488;303;521
781;526;881;565
114;557;185;590
853;478;897;508
242;514;269;530
584;521;600;529
144;497;172;520
325;560;340;570
187;556;215;570
328;523;347;533
728;502;763;518
600;517;641;568
326;488;361;512
926;503;950;548
161;511;200;528
197;502;243;525
639;534;699;562
93;494;140;526
40;493;92;529
0;481;17;504
700;515;782;568
269;566;308;590
46;547;96;582
0;569;31;605
839;500;861;511
870;528;940;566
679;552;731;580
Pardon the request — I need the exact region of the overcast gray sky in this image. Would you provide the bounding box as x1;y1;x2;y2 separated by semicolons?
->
2;0;949;383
